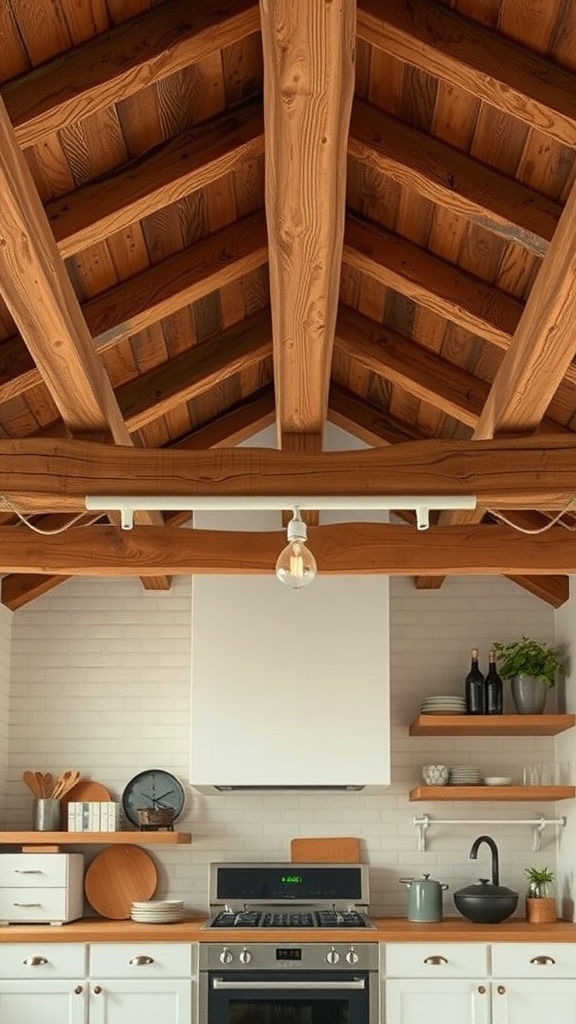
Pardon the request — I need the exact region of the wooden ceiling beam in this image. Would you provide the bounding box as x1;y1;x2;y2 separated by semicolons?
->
118;311;272;432
172;389;276;450
0;212;269;405
3;0;260;149
0;522;575;576
0;94;167;589
349;100;560;258
260;0;355;443
1;435;576;512
47;103;264;259
357;0;576;148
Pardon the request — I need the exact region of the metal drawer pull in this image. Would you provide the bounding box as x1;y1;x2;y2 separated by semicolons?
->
477;985;486;994
93;986;102;995
423;956;448;966
74;986;83;995
14;902;42;907
14;868;42;873
497;985;506;995
213;980;366;991
129;955;155;966
23;956;48;967
530;955;556;966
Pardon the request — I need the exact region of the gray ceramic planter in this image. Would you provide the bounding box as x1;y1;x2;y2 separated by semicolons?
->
511;675;549;714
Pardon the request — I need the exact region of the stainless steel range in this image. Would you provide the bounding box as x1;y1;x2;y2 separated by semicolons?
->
203;861;374;930
199;863;379;1023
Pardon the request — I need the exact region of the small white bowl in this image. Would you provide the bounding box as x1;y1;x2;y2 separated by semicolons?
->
483;776;512;786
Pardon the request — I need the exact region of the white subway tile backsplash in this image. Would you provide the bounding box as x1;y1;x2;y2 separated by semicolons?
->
0;573;568;915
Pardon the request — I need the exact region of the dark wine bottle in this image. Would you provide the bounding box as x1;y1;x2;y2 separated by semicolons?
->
485;649;503;715
465;648;485;714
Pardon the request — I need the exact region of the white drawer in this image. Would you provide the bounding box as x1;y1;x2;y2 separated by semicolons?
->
491;943;576;977
90;942;192;977
386;942;488;977
0;886;82;924
1;942;86;978
0;853;84;887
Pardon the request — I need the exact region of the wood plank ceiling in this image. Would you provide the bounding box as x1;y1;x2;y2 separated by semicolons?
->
1;0;576;609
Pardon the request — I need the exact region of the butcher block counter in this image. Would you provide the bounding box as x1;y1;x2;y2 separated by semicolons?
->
1;917;575;943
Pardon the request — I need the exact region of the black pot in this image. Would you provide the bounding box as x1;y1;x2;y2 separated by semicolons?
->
453;878;519;924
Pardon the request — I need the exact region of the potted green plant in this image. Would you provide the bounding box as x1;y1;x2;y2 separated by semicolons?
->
524;867;556;923
492;637;564;714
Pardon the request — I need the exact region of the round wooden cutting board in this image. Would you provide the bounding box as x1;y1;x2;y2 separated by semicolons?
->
62;780;112;804
84;845;158;919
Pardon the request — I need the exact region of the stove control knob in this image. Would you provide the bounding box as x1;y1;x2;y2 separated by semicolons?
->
346;948;360;965
220;948;234;965
326;947;340;965
239;948;253;965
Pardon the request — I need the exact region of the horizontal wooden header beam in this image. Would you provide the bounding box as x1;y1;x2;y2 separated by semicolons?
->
0;523;573;576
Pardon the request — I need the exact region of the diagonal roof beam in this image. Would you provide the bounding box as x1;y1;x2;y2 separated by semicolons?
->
260;0;355;448
0;95;168;589
358;0;576;148
3;0;260;149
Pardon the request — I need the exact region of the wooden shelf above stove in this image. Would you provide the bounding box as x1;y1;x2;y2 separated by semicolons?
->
409;713;575;737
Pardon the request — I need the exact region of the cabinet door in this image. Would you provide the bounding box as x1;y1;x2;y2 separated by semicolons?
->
0;979;86;1024
386;979;490;1024
492;980;576;1024
89;979;192;1024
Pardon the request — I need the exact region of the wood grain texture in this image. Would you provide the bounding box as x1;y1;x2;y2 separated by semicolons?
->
410;785;576;801
290;837;362;862
84;845;158;919
261;0;355;439
409;714;576;737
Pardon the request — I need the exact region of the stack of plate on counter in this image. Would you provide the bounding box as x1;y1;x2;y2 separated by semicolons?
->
449;765;482;786
130;899;185;924
420;695;467;715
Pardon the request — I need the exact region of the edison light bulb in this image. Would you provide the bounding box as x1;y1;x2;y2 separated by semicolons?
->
275;509;317;588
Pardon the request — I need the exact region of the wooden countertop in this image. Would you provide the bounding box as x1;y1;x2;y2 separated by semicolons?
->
1;917;575;943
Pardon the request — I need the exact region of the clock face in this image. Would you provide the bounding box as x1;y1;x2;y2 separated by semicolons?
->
122;769;185;826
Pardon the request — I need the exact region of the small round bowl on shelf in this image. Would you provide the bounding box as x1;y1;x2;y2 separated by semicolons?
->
422;765;450;786
482;777;512;786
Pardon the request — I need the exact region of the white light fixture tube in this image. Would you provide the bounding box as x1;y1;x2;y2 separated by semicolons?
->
86;493;476;530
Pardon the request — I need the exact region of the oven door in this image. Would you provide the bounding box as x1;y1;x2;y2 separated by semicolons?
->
201;969;378;1024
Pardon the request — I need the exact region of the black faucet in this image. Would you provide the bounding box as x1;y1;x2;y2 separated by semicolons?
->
469;834;500;886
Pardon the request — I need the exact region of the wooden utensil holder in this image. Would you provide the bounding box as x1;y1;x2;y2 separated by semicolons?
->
526;897;557;924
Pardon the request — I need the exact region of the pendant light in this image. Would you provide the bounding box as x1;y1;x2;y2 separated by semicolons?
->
275;507;317;588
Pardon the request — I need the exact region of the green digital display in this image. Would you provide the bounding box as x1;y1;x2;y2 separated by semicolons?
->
281;875;303;884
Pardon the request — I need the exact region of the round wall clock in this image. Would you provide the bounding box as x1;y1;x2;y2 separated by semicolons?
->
122;769;185;827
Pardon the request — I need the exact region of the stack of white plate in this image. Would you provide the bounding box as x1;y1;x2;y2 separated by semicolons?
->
130;899;185;924
449;765;482;785
420;695;467;715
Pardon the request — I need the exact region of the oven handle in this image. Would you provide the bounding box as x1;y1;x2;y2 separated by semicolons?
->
212;979;366;991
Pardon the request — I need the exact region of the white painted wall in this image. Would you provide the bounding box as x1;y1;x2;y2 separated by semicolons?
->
0;602;12;823
552;580;576;921
4;571;562;919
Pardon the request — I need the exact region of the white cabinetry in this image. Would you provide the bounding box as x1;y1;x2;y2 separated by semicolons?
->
386;943;489;1024
0;941;196;1024
385;942;576;1024
0;853;84;924
0;943;86;1024
89;942;194;1024
491;943;576;1024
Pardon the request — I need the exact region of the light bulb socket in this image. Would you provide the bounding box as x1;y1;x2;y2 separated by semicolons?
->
286;517;307;543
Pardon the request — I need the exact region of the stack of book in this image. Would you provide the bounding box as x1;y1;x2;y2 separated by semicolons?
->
67;801;120;831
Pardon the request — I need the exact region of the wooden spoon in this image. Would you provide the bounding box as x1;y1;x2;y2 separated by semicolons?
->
52;770;81;799
23;770;41;797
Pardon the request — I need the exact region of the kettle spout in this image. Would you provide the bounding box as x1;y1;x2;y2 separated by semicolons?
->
469;834;500;887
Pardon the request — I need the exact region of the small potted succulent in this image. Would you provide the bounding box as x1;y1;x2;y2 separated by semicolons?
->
524;867;556;924
492;637;564;714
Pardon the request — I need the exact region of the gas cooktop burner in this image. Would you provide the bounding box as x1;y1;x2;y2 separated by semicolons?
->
208;908;370;929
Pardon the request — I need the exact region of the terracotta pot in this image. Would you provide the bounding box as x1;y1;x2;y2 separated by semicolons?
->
526;897;557;924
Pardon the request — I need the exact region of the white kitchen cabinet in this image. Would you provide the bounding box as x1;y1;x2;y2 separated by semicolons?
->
89;942;194;1024
0;943;87;1024
386;978;490;1024
491;980;576;1024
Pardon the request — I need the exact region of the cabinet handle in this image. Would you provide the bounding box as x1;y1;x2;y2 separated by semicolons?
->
14;902;42;907
423;956;448;966
93;986;102;995
14;869;42;873
529;955;556;966
497;985;506;995
74;986;83;995
129;954;155;966
22;956;48;967
477;985;486;995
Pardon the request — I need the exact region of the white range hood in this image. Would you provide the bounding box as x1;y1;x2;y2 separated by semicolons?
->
190;530;390;795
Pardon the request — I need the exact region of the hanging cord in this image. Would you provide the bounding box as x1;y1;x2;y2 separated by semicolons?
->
0;494;103;535
486;494;576;534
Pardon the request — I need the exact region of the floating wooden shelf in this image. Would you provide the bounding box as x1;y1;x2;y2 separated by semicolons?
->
409;713;576;737
409;785;576;802
0;831;191;846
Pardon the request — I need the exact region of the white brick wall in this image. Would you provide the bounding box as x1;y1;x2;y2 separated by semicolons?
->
0;602;12;822
3;572;565;919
